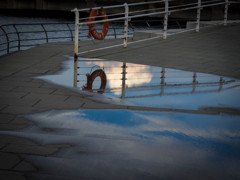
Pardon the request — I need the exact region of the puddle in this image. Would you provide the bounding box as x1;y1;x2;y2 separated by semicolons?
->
8;56;238;179
36;56;240;110
3;109;239;179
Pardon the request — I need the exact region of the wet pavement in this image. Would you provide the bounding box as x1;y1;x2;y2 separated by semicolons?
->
0;24;240;179
2;109;239;179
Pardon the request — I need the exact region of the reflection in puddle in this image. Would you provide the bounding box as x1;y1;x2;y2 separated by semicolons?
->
13;109;239;179
36;56;240;110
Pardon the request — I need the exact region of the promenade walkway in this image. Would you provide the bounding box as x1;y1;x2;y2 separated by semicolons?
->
0;23;240;179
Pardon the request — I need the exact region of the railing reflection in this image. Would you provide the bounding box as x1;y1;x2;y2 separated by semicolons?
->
73;60;238;99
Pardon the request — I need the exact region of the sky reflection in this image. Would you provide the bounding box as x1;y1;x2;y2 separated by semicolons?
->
35;56;240;110
18;109;240;179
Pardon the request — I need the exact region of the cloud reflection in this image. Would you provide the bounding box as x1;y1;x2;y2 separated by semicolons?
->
19;109;240;179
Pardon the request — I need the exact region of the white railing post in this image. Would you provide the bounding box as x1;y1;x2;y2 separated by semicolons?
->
163;0;169;40
123;3;129;48
224;0;229;26
196;0;201;32
73;8;79;88
74;8;79;58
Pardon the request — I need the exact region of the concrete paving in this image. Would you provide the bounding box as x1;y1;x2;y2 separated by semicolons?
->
0;23;240;179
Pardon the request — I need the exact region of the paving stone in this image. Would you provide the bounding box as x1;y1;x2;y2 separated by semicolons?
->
0;152;20;169
0;143;6;149
0;105;40;115
2;144;70;156
0;92;28;99
0;114;15;124
0;85;16;92
0;170;26;180
10;117;33;125
0;135;36;146
0;123;29;130
13;160;37;172
11;86;57;94
1;96;40;107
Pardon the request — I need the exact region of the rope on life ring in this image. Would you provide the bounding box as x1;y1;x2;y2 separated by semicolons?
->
83;69;107;94
87;8;109;40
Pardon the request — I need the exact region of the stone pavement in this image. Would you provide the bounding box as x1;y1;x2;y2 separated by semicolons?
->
0;23;240;179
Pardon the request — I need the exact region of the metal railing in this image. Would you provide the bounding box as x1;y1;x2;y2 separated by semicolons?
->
0;22;135;56
0;19;186;56
0;22;74;55
72;0;236;58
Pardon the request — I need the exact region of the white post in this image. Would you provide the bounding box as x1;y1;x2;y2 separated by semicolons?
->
74;8;79;58
224;0;229;26
123;3;129;48
196;0;201;32
163;0;169;40
73;8;79;88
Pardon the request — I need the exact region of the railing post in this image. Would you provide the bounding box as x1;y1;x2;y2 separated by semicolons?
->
224;0;229;26
0;26;10;54
123;2;129;48
66;23;74;41
13;25;21;51
196;0;201;32
74;8;79;59
163;0;169;40
121;62;127;98
160;67;165;96
73;8;79;88
192;72;197;94
41;24;48;43
218;77;224;92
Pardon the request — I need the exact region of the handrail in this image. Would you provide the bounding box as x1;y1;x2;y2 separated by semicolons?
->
72;0;234;59
0;22;77;56
72;0;238;89
1;20;181;56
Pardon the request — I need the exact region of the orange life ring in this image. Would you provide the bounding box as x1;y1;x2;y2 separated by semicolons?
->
88;9;109;40
83;69;107;94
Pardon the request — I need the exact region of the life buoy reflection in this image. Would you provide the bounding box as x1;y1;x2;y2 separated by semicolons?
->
83;69;107;94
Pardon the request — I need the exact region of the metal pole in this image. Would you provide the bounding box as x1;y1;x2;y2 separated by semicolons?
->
160;67;165;96
13;25;21;51
121;62;127;98
196;0;201;32
224;0;229;26
0;26;9;54
73;8;79;88
218;77;224;92
41;24;48;43
163;0;169;40
192;72;197;94
123;3;129;48
66;23;74;41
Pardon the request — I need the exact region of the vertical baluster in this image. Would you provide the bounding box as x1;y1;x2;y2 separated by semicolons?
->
163;0;169;40
196;0;201;32
123;3;129;48
121;62;127;98
224;0;229;26
13;25;20;51
73;8;79;88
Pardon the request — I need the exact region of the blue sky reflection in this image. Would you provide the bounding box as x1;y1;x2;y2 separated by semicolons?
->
35;56;240;110
21;109;240;179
